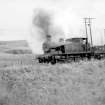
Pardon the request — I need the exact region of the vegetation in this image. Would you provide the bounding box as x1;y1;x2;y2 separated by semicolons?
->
0;41;105;105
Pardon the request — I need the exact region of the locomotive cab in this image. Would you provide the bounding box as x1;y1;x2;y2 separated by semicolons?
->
65;37;90;53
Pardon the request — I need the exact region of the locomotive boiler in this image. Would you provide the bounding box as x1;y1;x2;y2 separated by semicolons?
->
37;35;105;64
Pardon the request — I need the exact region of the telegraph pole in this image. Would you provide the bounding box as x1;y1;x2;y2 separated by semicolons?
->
84;18;88;40
84;18;88;51
88;18;93;47
84;17;95;47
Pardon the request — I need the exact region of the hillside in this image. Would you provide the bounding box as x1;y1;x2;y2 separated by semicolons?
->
0;40;32;54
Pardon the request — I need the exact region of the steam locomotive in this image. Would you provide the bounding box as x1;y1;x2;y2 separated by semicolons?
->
37;35;105;64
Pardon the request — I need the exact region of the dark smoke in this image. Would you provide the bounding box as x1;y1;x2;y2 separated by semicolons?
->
32;9;52;40
49;25;65;42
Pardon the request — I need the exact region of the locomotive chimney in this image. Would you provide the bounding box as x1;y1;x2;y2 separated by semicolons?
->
46;34;51;42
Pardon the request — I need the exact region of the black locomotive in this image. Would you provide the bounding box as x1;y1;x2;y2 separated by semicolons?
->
37;35;105;64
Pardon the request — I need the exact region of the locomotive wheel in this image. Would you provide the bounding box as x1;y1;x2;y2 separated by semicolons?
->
39;58;43;63
51;56;56;65
51;60;56;65
96;55;101;60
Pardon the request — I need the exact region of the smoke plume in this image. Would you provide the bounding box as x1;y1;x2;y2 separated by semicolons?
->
32;9;51;40
28;8;65;54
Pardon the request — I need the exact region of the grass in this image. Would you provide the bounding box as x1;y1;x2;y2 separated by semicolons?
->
0;41;105;105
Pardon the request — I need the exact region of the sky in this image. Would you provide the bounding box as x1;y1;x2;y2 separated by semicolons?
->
0;0;105;45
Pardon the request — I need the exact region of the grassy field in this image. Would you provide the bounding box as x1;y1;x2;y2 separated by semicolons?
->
0;41;105;105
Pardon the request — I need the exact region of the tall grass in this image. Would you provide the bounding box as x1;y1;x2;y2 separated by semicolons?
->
0;54;105;105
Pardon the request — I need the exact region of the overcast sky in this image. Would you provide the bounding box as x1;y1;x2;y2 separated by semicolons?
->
0;0;105;45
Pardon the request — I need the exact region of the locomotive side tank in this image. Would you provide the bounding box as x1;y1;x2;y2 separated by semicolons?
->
43;35;65;54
